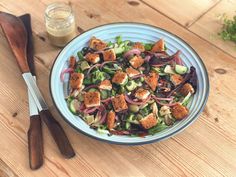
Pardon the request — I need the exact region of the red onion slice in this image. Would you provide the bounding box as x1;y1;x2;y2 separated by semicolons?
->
125;95;151;105
60;68;74;82
173;51;183;65
152;96;177;106
144;55;151;62
153;52;169;58
83;85;98;91
99;111;107;124
83;107;99;114
124;49;141;58
131;74;145;79
98;104;107;124
151;95;173;101
155;100;177;106
79;103;86;112
86;63;101;76
101;97;112;103
100;61;117;68
149;51;179;66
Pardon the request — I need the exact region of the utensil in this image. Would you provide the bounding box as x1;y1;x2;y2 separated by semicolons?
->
19;14;43;170
50;23;209;145
0;11;75;157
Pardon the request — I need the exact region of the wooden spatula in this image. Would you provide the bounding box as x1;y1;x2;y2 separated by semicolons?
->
0;11;75;159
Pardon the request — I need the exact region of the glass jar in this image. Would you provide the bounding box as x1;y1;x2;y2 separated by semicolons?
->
45;2;77;47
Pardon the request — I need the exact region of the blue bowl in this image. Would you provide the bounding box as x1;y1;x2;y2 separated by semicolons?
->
50;23;209;145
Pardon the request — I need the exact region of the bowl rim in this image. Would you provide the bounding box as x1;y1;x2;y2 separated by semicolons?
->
49;22;210;145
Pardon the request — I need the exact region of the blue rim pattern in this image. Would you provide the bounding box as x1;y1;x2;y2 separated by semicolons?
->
49;23;209;145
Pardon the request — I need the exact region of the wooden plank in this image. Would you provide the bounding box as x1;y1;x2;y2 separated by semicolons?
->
0;31;143;176
141;0;220;26
0;0;236;176
0;158;18;177
189;0;236;58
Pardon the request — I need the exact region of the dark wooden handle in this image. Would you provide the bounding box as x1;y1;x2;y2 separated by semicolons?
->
39;110;75;158
27;115;44;170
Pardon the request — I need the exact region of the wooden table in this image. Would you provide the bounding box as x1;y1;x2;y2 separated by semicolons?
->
0;0;236;176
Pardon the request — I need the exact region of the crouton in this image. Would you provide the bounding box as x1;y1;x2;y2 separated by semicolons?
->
99;80;112;90
69;56;76;69
151;39;165;52
129;55;144;69
89;37;107;51
179;83;195;96
112;71;128;85
111;94;128;112
106;111;116;130
103;49;116;61
139;113;157;129
85;53;100;64
132;42;145;52
126;67;140;77
135;88;150;100
171;103;189;119
170;74;183;86
144;72;159;91
84;91;101;108
70;72;84;89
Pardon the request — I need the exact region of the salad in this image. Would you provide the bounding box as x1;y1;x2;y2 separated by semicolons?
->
61;36;197;137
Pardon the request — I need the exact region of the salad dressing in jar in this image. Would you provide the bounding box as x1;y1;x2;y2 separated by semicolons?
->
45;2;77;47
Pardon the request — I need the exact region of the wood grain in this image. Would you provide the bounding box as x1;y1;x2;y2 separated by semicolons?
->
0;159;18;177
141;0;220;26
0;0;236;176
189;0;236;58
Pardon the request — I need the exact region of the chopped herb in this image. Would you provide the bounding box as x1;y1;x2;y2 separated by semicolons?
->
115;36;122;45
107;41;113;47
218;13;236;43
144;43;153;51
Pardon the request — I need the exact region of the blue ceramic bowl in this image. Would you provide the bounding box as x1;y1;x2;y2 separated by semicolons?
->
50;23;209;145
